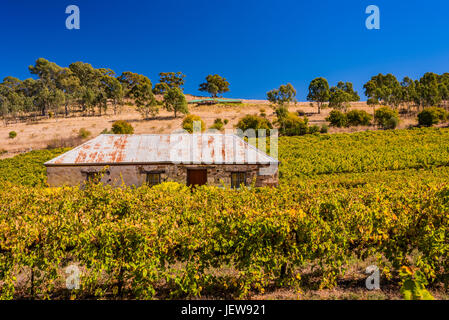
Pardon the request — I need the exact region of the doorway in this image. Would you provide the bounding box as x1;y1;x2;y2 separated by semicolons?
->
187;169;207;187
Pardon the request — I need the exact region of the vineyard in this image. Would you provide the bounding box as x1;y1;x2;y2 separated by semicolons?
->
279;127;449;179
0;128;449;299
0;148;69;187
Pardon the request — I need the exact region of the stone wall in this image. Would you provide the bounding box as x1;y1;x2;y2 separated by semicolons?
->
46;163;278;188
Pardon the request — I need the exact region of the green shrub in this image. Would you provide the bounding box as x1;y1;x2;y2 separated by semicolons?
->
112;120;134;134
374;107;399;129
8;131;17;139
78;128;92;139
434;107;447;121
101;128;113;134
236;114;272;134
326;110;348;128
384;116;399;129
309;125;320;134
346;110;373;126
223;119;229;125
418;107;447;127
320;124;329;134
210;118;224;131
280;113;309;136
275;106;312;136
182;114;206;133
275;106;289;120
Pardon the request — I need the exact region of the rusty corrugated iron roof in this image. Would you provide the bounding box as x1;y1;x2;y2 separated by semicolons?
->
44;134;278;166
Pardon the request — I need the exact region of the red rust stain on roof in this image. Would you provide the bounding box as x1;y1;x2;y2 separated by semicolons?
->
158;135;170;158
222;142;226;161
88;152;98;162
75;150;88;163
111;136;128;162
198;137;204;162
90;141;104;162
96;152;105;163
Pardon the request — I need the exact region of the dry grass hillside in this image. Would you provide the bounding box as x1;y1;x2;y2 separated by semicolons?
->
0;98;419;159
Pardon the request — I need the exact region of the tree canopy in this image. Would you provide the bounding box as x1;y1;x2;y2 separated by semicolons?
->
329;81;360;111
163;87;188;118
198;74;230;98
307;77;330;114
0;58;167;122
153;72;186;95
266;83;297;108
363;72;449;111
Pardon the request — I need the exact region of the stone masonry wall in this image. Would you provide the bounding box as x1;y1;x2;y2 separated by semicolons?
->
46;164;278;188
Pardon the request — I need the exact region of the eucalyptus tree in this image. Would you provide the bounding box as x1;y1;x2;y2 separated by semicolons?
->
364;73;401;111
134;82;159;119
118;72;152;97
55;68;81;116
437;73;449;109
329;81;360;112
307;77;330;114
400;77;417;113
164;87;188;118
69;62;113;115
418;72;442;108
102;76;124;115
153;72;186;94
118;72;157;117
199;74;230;98
329;87;351;112
29;58;66;115
266;83;297;109
0;78;29;122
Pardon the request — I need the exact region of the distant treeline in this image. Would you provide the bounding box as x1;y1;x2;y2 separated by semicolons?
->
268;73;449;115
0;58;230;123
1;58;448;124
363;73;449;110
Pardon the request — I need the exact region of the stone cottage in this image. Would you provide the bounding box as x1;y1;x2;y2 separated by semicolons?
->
45;133;279;188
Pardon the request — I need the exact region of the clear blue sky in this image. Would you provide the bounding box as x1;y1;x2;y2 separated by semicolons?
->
1;0;449;100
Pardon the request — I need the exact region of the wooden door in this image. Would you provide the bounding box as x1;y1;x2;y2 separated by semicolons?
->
187;169;207;187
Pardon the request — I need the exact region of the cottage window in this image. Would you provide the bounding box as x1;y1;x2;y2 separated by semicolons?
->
231;172;246;189
85;172;99;183
146;173;161;186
